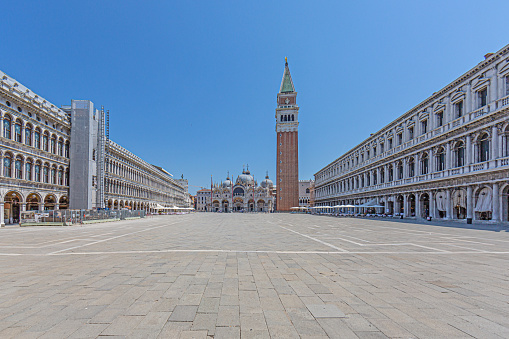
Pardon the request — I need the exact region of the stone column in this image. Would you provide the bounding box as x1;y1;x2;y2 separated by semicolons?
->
0;202;4;227
466;186;473;220
415;193;422;218
21;203;26;212
394;195;399;215
492;125;499;160
492;182;500;222
38;203;44;212
466;134;472;166
446;142;452;170
403;194;409;217
55;203;59;211
446;189;452;220
429;191;435;218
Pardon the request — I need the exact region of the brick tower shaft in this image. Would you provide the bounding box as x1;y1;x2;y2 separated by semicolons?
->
275;58;299;211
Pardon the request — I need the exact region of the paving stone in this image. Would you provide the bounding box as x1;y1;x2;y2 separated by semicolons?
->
168;305;198;322
307;304;346;318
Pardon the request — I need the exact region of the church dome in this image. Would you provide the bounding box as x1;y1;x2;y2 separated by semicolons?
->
237;169;254;185
222;178;232;188
260;174;273;188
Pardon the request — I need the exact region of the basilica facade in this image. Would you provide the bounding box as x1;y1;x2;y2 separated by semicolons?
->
314;44;509;222
197;169;275;212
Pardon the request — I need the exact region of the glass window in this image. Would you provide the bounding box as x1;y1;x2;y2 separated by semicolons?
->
50;138;56;154
34;164;41;182
51;168;56;184
436;111;443;126
15;158;22;179
455;101;463;117
388;139;392;149
397;133;403;145
398;162;403;179
43;166;49;183
34;131;41;149
25;127;32;145
436;148;445;171
478;88;487;108
26;163;32;181
58;141;63;156
408;127;414;140
408;158;415;177
3;156;11;177
479;134;489;162
43;134;48;152
506;76;509;96
64;142;69;158
3;118;11;139
421;120;427;134
14;123;22;142
421;154;428;174
455;143;465;167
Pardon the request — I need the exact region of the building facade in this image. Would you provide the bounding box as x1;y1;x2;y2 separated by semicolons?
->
0;70;71;225
315;44;509;222
298;180;314;208
0;70;187;225
276;58;299;211
197;169;275;212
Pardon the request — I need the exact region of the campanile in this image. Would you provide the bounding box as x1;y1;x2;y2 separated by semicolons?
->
276;57;299;211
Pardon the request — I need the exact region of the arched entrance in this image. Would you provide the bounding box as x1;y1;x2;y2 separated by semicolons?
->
212;200;220;212
502;184;509;222
233;197;243;211
257;199;265;212
408;194;416;217
59;196;69;210
44;194;56;210
474;187;492;220
452;189;466;219
420;193;429;218
222;200;229;212
26;193;40;211
248;199;254;212
4;191;22;224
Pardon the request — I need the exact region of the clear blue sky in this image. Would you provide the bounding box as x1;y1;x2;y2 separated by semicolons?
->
2;1;508;194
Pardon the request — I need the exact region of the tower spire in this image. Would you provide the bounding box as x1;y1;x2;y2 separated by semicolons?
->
280;57;295;93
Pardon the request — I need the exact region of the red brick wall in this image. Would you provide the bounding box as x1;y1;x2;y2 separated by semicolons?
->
276;131;299;211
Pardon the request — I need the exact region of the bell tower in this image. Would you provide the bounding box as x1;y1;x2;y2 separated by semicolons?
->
276;57;299;211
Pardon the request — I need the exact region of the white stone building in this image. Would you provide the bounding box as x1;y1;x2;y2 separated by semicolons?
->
198;169;275;212
315;44;509;222
0;70;186;224
0;70;70;225
299;180;314;207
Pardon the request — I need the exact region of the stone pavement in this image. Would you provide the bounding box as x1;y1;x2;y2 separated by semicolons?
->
0;213;508;338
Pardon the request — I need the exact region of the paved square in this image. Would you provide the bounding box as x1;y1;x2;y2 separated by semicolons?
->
0;214;508;338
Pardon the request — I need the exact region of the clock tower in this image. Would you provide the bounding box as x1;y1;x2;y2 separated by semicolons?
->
276;57;299;211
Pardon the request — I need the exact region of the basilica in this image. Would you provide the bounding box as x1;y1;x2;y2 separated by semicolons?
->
197;168;275;212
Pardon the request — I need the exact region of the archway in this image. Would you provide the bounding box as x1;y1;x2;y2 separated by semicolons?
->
474;187;492;220
257;199;265;212
248;199;255;212
4;191;22;224
408;194;416;217
386;200;394;215
44;194;56;210
397;195;404;215
502;184;509;222
233;197;243;211
222;200;229;212
435;191;447;218
420;193;430;218
59;196;69;210
452;189;466;219
26;193;41;211
212;200;220;212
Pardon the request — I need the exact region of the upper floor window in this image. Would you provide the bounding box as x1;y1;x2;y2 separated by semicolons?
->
25;125;32;146
15;156;23;179
3;117;11;139
14;121;22;142
408;126;414;140
421;153;429;175
3;154;12;177
478;88;487;108
388;138;392;149
506;76;509;96
388;165;393;182
379;168;385;183
398;162;403;179
373;147;376;156
408;158;415;177
478;133;490;162
455;141;465;167
421;120;428;134
436;147;445;171
380;143;384;153
397;133;403;145
454;101;463;118
26;161;32;181
436;111;443;127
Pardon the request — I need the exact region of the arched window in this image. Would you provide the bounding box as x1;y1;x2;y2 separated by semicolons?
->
34;162;41;182
14;120;22;142
398;161;404;179
280;116;283;122
64;141;70;158
57;138;63;156
50;135;56;154
408;157;415;177
25;124;32;146
478;133;489;162
3;116;11;139
26;160;32;181
454;141;465;167
436;147;445;171
65;169;69;186
43;165;49;183
15;156;23;179
42;132;49;152
421;153;429;174
51;166;57;184
34;129;41;149
380;167;385;183
3;154;12;177
291;115;294;121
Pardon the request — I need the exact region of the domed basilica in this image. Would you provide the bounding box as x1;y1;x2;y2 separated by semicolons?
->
210;168;275;212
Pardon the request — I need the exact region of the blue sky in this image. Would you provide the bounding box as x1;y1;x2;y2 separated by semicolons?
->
2;1;509;194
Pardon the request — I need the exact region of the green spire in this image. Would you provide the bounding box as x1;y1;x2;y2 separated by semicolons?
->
279;57;295;93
